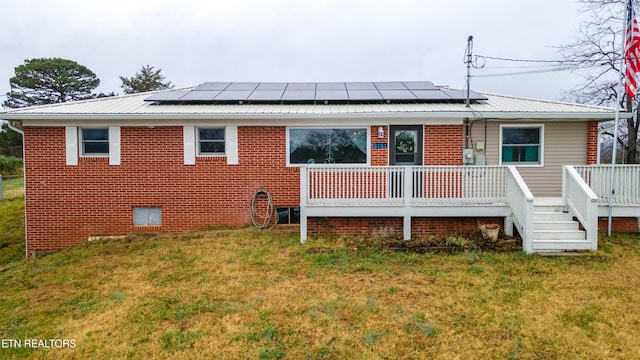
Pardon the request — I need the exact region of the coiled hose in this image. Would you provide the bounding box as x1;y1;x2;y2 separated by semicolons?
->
250;188;279;229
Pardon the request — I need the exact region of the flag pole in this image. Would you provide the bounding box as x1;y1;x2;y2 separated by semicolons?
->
609;0;635;235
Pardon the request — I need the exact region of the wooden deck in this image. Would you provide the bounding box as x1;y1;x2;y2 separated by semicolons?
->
299;164;640;253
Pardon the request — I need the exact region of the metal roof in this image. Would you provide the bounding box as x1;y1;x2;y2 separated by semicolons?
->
0;85;624;122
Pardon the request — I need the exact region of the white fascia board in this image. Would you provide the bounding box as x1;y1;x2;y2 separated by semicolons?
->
10;111;623;128
19;116;466;127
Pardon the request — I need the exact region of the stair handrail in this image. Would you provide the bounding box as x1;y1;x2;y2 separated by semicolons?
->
562;165;599;250
505;166;535;253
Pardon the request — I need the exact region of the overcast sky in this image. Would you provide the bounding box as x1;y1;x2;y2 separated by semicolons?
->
1;0;595;103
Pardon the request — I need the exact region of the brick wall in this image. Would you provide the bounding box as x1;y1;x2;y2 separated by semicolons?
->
370;125;389;166
307;217;505;239
597;217;639;232
587;121;598;164
424;125;463;165
23;126;300;256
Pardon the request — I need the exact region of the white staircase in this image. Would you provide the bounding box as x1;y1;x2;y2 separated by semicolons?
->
531;198;592;251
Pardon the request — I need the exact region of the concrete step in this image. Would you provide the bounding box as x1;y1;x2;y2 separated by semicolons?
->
533;229;586;240
532;239;593;251
533;220;580;230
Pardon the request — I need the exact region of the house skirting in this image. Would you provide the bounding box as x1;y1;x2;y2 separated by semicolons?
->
307;217;506;239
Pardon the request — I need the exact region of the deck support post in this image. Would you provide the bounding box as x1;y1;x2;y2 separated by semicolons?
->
504;215;513;236
403;216;411;240
300;167;308;243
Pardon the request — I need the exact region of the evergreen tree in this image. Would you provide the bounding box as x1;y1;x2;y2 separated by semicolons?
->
3;58;100;108
119;65;174;94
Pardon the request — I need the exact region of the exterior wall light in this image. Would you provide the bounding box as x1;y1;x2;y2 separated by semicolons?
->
378;126;385;139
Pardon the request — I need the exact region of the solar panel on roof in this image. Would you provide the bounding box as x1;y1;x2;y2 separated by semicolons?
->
179;90;220;101
378;89;416;100
144;90;190;102
345;82;377;90
214;90;253;100
374;82;406;90
348;90;383;100
195;82;230;91
248;90;284;101
281;90;316;100
403;81;438;90
316;82;346;90
144;81;485;104
256;82;287;91
286;82;316;90
226;82;259;91
316;90;349;100
411;90;450;100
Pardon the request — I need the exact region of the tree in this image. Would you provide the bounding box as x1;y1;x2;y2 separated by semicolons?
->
119;65;174;94
0;122;23;157
3;58;100;109
560;0;639;163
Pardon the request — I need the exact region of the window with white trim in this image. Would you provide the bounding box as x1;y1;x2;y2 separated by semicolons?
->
198;128;225;155
500;125;543;165
81;128;109;156
288;128;368;165
133;207;162;226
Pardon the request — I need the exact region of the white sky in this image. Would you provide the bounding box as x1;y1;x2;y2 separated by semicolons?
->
0;0;593;102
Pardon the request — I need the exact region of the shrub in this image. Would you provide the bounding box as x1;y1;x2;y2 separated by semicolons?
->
0;156;23;175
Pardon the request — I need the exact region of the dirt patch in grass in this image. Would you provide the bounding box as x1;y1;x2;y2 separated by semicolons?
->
338;229;522;253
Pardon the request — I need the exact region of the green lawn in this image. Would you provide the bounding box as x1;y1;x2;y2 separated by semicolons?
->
1;176;24;199
1;198;640;359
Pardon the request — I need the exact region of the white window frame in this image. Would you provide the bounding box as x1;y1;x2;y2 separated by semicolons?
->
184;126;238;165
80;127;110;157
133;207;162;226
197;127;226;156
286;126;371;167
499;124;544;167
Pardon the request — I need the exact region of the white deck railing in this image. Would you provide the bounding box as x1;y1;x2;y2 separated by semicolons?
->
410;166;507;205
303;166;405;207
574;165;640;204
505;166;534;253
563;166;599;249
301;166;508;207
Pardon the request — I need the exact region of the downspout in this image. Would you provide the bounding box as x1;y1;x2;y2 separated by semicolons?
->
2;119;27;258
5;120;24;135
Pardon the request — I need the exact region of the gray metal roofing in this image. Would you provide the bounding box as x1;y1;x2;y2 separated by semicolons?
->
143;81;487;103
0;84;622;121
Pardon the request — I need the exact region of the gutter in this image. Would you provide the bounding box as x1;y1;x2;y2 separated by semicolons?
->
4;119;24;135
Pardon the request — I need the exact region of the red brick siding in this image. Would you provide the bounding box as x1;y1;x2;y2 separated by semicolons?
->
424;125;463;165
370;125;389;166
597;217;638;232
307;217;505;239
587;121;598;164
23;126;299;255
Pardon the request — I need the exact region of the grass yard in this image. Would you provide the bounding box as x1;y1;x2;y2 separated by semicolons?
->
1;176;24;199
1;198;640;359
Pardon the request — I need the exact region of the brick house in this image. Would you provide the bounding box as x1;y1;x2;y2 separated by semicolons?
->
1;81;638;257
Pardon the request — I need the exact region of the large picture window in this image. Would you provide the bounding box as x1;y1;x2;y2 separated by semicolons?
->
289;128;368;165
501;125;543;165
81;128;109;156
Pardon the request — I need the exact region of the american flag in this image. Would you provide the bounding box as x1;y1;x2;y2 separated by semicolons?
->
624;0;640;98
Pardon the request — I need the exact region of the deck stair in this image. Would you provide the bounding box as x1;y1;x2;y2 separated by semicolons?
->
531;198;592;251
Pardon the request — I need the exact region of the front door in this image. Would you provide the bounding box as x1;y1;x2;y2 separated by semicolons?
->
390;125;423;165
388;126;424;198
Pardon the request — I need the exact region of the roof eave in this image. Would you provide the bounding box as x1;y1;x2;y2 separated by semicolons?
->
0;110;623;122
